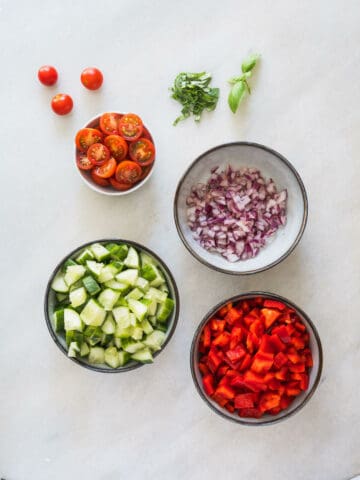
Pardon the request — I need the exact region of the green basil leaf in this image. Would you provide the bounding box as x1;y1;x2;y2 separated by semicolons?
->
241;54;260;73
228;81;246;114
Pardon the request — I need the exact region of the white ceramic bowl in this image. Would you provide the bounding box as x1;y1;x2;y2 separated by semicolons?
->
174;142;308;275
75;113;155;196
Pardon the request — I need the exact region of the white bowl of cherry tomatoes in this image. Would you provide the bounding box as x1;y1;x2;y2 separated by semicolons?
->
75;112;156;195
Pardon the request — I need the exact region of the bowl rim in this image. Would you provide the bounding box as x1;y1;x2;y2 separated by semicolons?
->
190;291;323;426
44;238;180;373
75;113;155;196
173;141;308;275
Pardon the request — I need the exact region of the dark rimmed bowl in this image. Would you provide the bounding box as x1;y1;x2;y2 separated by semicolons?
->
75;113;156;195
190;291;322;425
44;239;179;373
174;142;308;275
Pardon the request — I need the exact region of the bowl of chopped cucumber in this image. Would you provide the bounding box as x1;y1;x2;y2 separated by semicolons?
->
44;240;179;372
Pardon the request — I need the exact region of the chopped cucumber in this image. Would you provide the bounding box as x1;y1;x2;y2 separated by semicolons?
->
124;247;139;269
144;330;166;351
82;275;101;296
53;309;64;332
68;341;80;357
156;298;175;322
90;243;111;261
131;347;153;364
101;313;116;334
50;242;175;369
86;260;104;279
51;272;69;293
98;288;120;311
64;309;83;332
76;249;94;265
128;298;148;321
116;269;138;285
64;265;86;287
80;299;106;326
88;346;105;364
69;287;87;308
104;347;120;368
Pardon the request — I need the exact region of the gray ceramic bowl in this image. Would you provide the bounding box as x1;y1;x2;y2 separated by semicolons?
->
75;113;155;196
190;292;322;426
174;142;308;274
44;239;179;373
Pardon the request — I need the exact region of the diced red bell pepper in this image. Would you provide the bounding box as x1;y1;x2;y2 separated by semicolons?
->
287;351;302;364
218;303;232;318
289;362;305;373
294;321;306;332
251;351;274;374
212;332;230;347
240;300;251;313
202;374;215;396
213;393;228;407
210;318;226;333
274;351;288;368
298;373;309;390
263;299;286;311
267;378;282;391
272;325;291;343
286;324;296;336
239;408;262;418
225;307;242;325
274;367;288;381
217;365;229;378
226;345;246;363
234;393;255;409
229;326;242;349
269;406;282;415
249;319;265;338
280;313;292;324
259;392;281;412
243;371;268;392
207;348;223;373
261;308;281;328
286;386;302;396
239;353;252;372
224;402;235;413
202;324;211;349
246;332;260;353
243;308;260;327
215;384;235;400
291;337;306;350
280;395;293;410
198;362;210;375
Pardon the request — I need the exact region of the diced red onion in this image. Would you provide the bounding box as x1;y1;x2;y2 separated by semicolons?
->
186;165;288;262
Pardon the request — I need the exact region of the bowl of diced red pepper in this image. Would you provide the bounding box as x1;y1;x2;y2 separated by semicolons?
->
191;292;322;425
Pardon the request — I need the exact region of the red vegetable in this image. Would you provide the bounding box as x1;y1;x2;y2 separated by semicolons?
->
198;297;313;418
38;65;58;86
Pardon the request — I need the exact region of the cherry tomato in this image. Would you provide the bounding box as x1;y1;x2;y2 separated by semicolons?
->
77;154;93;170
115;160;142;184
109;177;132;191
91;170;110;186
38;65;58;86
104;135;128;161
87;143;110;166
129;138;155;166
93;157;117;178
139;165;152;181
75;128;103;152
100;112;121;135
51;93;73;115
141;126;152;141
81;67;103;90
118;113;143;141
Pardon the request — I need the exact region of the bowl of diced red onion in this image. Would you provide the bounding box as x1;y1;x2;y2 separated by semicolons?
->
174;142;308;274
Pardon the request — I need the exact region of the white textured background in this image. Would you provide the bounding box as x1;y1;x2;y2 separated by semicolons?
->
0;1;359;479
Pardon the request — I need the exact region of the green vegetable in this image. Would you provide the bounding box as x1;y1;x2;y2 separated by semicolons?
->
228;54;260;113
170;72;219;125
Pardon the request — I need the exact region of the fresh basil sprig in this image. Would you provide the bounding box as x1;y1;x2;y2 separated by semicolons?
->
228;54;260;114
170;72;219;125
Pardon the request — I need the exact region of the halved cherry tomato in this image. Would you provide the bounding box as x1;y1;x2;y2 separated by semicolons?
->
51;93;73;115
87;143;110;166
75;128;103;152
104;135;128;161
115;160;142;184
91;170;110;186
118;113;143;141
93;157;117;178
76;154;93;170
94;158;117;178
129;138;155;166
109;177;133;191
81;67;103;90
141;126;152;141
139;165;152;181
100;113;122;135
